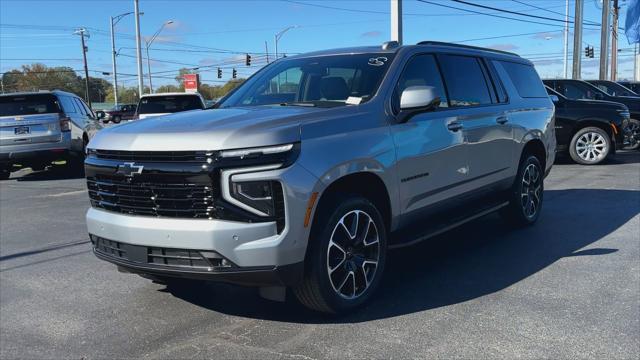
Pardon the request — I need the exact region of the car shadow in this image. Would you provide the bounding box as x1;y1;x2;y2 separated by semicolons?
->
162;188;639;323
554;150;640;166
13;165;84;182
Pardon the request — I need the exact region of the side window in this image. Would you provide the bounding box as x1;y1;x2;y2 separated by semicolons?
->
438;54;492;107
58;96;77;114
395;54;448;109
78;99;94;117
497;61;547;98
485;61;508;103
557;83;591;100
72;98;87;115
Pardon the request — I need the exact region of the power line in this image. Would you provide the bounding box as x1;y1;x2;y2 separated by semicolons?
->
416;0;599;29
450;0;599;26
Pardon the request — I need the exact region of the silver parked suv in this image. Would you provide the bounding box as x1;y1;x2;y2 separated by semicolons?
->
85;41;555;313
1;90;102;179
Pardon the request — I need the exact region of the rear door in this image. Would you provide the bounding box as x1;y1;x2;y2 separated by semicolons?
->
0;94;62;147
437;54;513;189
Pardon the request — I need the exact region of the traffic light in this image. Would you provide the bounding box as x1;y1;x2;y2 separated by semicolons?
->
217;68;222;79
245;53;251;66
584;46;594;58
232;68;237;79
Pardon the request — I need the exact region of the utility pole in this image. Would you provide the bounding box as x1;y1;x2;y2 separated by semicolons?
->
611;0;619;81
391;0;403;45
572;0;584;79
275;26;297;60
265;41;270;63
75;28;91;108
134;0;144;97
563;0;569;78
110;16;119;108
599;0;610;80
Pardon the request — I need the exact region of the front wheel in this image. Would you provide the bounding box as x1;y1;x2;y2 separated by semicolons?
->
294;195;387;314
112;116;121;124
0;167;10;180
569;127;611;165
501;155;544;226
623;119;640;150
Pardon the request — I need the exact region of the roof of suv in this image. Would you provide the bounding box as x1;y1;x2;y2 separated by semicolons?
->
288;41;523;61
140;92;203;98
0;90;78;97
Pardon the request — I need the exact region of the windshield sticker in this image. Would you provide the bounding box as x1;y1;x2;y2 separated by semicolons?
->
368;57;388;66
346;96;363;105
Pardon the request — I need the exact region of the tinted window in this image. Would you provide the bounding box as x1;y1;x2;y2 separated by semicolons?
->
438;55;492;107
555;82;599;100
219;53;395;108
0;94;61;116
58;96;77;114
396;54;448;109
72;98;88;116
591;81;638;97
77;99;94;117
138;95;203;114
498;61;547;98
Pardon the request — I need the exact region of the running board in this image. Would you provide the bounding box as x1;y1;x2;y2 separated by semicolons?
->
388;201;509;249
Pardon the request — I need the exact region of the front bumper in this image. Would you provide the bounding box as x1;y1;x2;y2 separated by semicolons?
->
0;133;72;166
86;162;320;286
91;235;303;286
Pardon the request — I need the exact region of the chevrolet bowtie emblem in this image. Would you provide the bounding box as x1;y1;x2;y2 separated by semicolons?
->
116;162;144;177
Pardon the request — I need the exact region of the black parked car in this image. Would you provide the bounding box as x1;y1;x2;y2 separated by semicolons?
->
618;81;640;94
543;79;640;120
546;86;629;164
586;80;638;97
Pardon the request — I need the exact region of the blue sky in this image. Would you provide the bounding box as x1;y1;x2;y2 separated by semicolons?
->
1;0;637;88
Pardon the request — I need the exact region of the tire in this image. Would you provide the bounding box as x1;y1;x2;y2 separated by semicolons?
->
569;127;611;165
294;195;387;314
501;155;544;227
623;119;640;150
112;116;121;124
0;169;10;180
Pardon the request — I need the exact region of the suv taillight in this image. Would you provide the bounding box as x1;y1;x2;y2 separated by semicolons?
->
59;114;71;132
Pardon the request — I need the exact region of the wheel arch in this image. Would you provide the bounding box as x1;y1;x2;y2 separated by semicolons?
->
521;138;547;171
571;119;614;139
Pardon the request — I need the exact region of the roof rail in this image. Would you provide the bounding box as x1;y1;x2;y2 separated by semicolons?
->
416;41;520;57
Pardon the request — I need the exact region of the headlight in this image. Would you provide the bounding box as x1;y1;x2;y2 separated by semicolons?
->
220;144;293;158
221;164;284;217
216;143;300;168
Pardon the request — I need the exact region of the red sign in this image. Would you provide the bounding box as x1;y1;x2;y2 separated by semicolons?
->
183;73;199;93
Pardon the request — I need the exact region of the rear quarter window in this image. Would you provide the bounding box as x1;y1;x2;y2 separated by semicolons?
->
58;96;77;114
497;61;547;98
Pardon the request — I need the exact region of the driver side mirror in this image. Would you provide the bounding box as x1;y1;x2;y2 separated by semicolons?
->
397;86;440;123
95;111;105;120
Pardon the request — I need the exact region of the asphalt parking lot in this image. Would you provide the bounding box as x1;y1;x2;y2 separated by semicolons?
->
0;152;638;359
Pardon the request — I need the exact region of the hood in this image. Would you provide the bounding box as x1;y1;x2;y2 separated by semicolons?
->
138;113;170;120
572;99;628;110
88;106;320;151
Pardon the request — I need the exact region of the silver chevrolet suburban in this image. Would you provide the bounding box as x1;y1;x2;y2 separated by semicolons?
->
85;41;555;313
1;90;102;179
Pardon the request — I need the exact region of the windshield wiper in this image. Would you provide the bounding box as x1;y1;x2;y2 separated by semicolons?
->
279;102;316;107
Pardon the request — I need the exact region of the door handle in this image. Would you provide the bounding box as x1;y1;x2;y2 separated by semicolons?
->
496;116;509;125
447;122;463;132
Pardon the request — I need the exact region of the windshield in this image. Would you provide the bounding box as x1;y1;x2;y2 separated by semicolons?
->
0;94;61;117
138;96;203;114
591;81;638;97
218;53;395;108
554;81;607;100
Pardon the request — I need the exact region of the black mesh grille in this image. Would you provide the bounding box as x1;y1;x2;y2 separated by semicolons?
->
93;237;215;270
87;176;216;219
93;149;210;162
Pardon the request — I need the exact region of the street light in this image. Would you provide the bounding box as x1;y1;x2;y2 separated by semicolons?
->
274;25;297;60
110;11;141;107
145;20;173;93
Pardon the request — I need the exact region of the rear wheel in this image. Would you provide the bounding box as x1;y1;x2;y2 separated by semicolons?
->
294;195;387;314
624;119;640;150
501;155;544;226
569;127;611;165
112;116;121;124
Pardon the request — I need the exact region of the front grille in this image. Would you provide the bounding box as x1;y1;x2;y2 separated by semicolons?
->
92;149;210;162
92;236;229;270
87;176;216;219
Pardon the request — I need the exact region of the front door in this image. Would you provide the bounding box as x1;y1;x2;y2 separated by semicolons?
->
390;54;469;219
